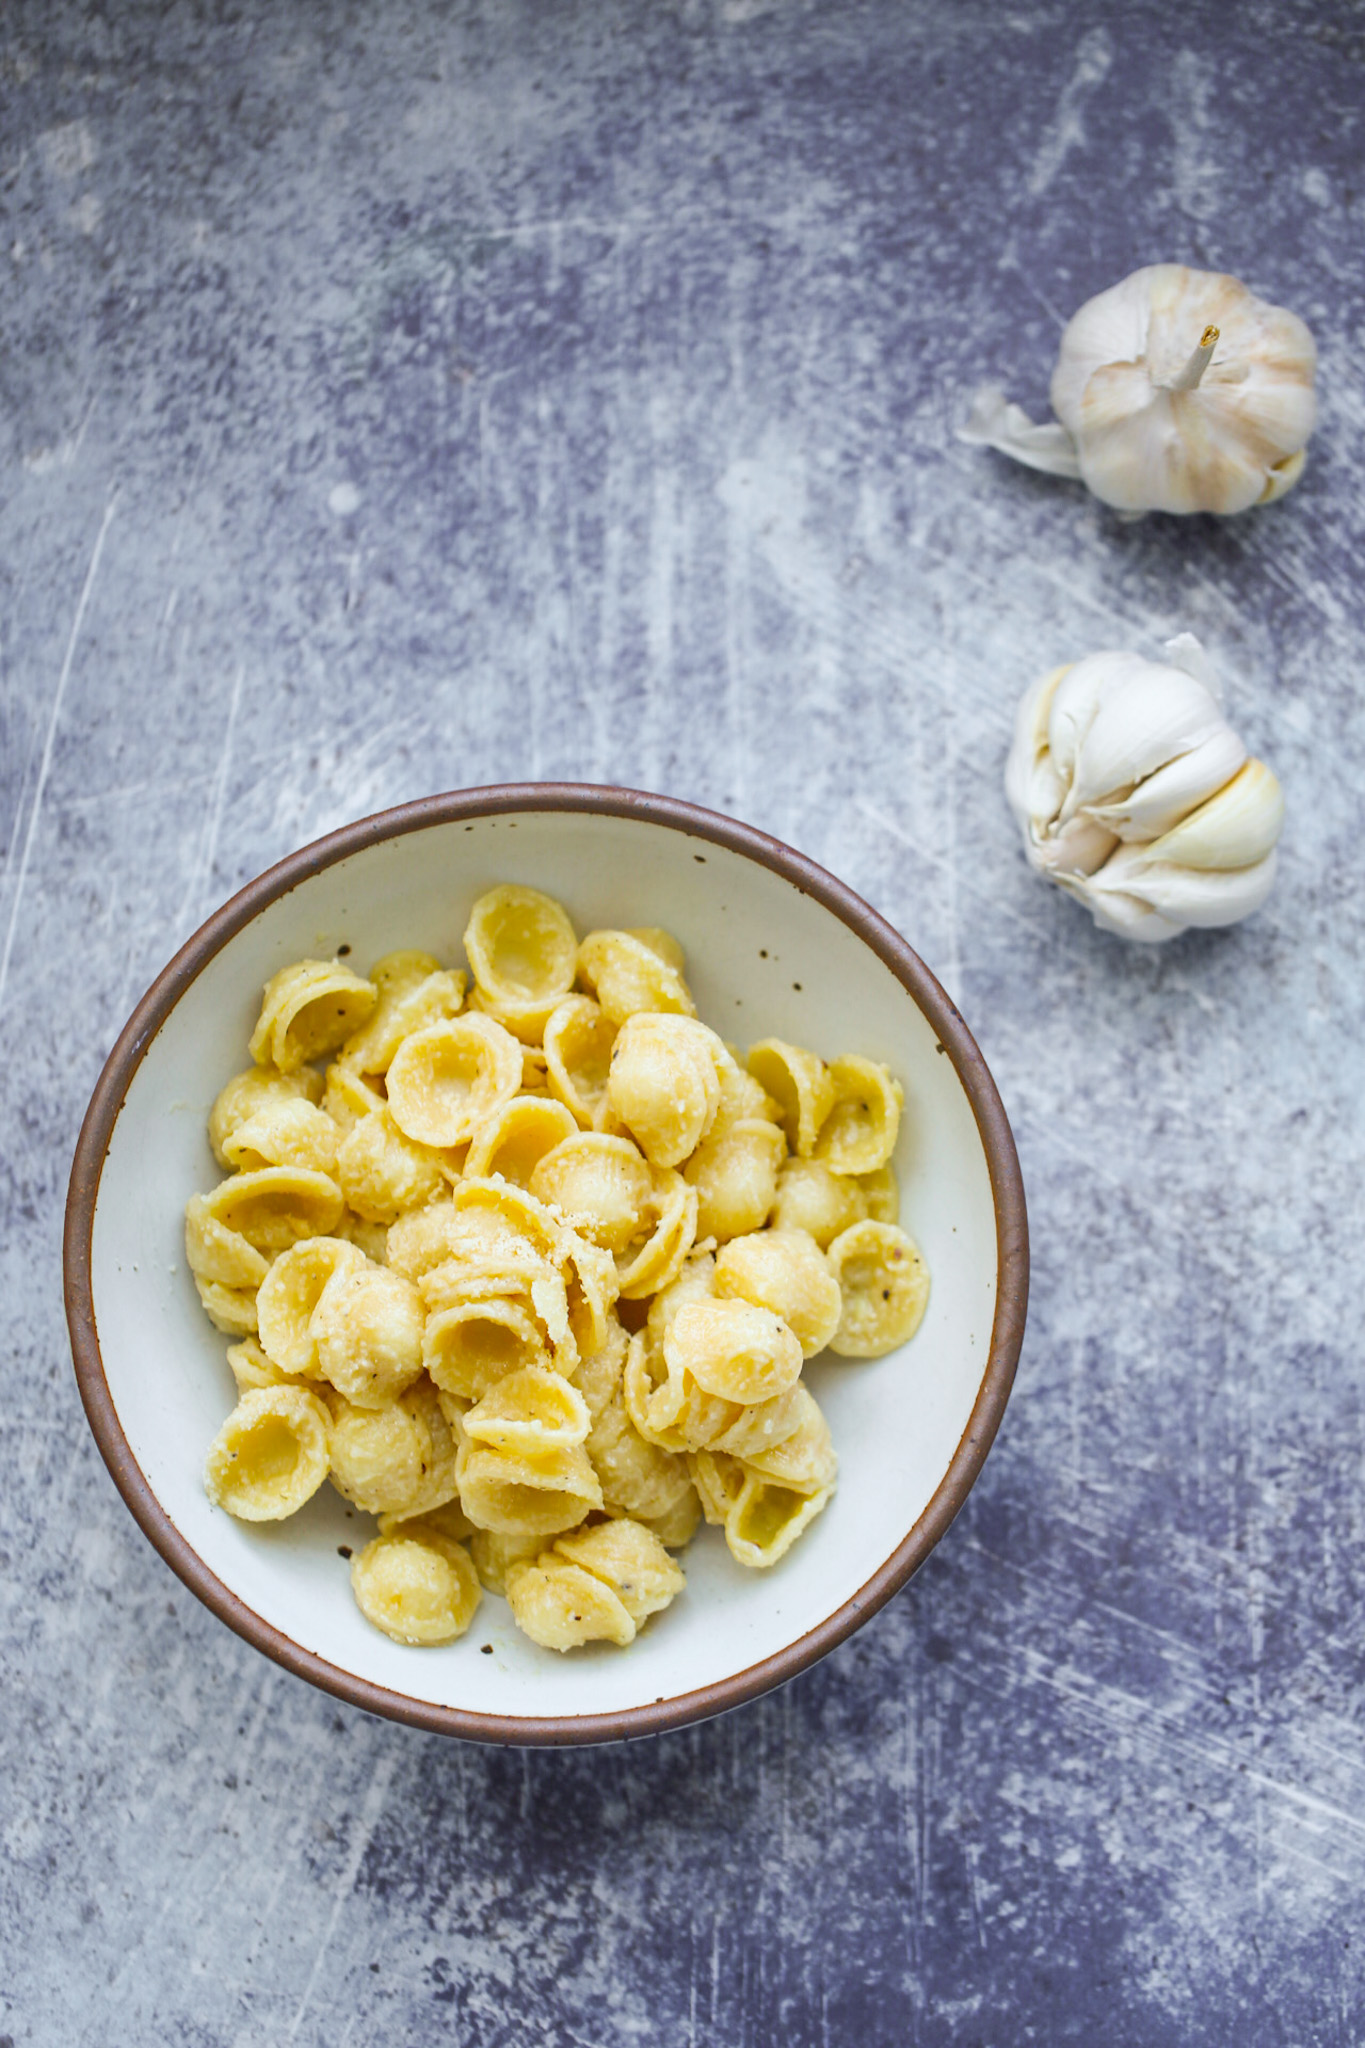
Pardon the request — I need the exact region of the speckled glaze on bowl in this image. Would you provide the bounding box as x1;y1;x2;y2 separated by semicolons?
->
65;786;1027;1746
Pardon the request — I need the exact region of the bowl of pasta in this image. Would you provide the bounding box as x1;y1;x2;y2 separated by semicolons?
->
65;785;1027;1744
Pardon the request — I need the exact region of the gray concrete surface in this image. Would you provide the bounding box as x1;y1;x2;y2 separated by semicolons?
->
2;2;1363;2041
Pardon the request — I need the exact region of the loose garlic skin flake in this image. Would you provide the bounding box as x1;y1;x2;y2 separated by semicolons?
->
961;265;1316;516
1006;638;1285;942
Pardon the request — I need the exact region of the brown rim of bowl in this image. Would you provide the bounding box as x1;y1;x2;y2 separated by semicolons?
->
64;783;1028;1747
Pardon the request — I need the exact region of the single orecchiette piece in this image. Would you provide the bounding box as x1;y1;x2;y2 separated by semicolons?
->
339;955;465;1074
222;1098;341;1177
724;1468;835;1569
825;1220;930;1357
464;885;579;1042
454;1429;603;1538
769;1156;868;1248
327;1378;458;1518
255;1236;365;1376
204;1386;332;1521
504;1555;637;1650
606;1013;724;1168
463;1095;578;1187
577;929;695;1025
746;1038;834;1159
743;1390;838;1497
714;1227;842;1358
350;1530;481;1645
208;1064;323;1168
185;1194;271;1293
587;1387;698;1528
683;1117;786;1242
814;1057;903;1175
542;996;618;1131
529;1133;654;1253
336;1107;449;1224
423;1297;553;1403
462;1365;591;1459
249;959;378;1073
637;1486;702;1549
385;1013;523;1148
191;1167;344;1254
311;1260;425;1408
665;1298;803;1405
615;1167;698;1302
553;1519;685;1624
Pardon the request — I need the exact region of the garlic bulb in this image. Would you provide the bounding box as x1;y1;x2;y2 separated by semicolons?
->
961;266;1317;515
1006;635;1285;942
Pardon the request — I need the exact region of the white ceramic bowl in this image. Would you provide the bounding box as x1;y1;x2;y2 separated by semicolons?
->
66;787;1026;1744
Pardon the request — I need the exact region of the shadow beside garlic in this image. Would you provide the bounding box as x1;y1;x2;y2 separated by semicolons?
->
1005;635;1284;944
960;264;1316;517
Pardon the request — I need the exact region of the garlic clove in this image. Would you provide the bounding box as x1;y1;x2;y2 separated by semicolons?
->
1060;874;1184;944
1058;663;1225;823
1258;448;1307;505
1141;759;1284;872
1005;663;1072;833
1046;652;1151;788
1029;815;1118;880
1083;725;1247;841
1083;843;1279;929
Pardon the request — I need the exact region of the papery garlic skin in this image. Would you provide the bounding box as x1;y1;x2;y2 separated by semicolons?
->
1006;640;1284;943
962;265;1316;516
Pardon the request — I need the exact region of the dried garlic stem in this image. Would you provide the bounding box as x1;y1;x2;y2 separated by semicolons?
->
1168;324;1220;392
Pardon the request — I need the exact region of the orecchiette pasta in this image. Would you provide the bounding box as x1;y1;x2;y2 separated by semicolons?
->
529;1134;654;1253
713;1227;842;1358
463;1095;578;1187
204;1386;332;1521
209;1064;324;1168
336;1107;448;1224
423;1297;552;1403
191;882;930;1655
683;1117;785;1242
769;1156;869;1247
825;1220;930;1356
256;1236;365;1377
542;996;617;1131
464;885;579;1041
222;1097;341;1177
504;1516;685;1651
814;1056;904;1175
746;1039;834;1159
350;1530;481;1644
249;959;378;1073
607;1013;723;1168
311;1261;425;1408
339;956;466;1075
577;929;695;1025
386;1014;523;1148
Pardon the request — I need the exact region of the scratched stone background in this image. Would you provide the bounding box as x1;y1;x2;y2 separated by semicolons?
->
2;0;1364;2041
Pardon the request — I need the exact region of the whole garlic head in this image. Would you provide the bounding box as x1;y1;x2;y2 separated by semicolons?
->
961;265;1317;516
1006;635;1285;942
